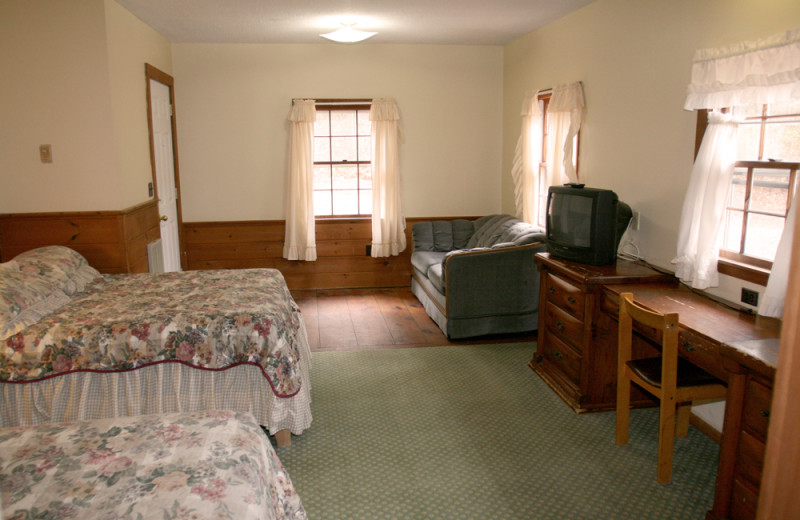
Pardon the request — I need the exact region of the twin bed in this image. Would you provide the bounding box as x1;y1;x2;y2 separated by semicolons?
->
0;246;312;517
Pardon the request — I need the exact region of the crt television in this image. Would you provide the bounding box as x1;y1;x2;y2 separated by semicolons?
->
545;184;632;266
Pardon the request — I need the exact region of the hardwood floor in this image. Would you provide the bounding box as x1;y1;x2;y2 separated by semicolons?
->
291;287;536;352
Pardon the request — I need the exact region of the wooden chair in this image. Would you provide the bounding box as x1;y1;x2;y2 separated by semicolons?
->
615;292;727;484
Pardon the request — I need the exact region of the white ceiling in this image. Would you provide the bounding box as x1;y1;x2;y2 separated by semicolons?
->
115;0;596;45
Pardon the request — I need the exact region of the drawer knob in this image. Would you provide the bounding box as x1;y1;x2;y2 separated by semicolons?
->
760;409;771;420
556;321;565;331
549;286;556;294
553;351;564;360
567;296;577;304
681;340;695;352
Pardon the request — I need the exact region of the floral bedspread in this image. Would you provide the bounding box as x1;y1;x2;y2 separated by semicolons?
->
0;269;305;397
0;410;307;520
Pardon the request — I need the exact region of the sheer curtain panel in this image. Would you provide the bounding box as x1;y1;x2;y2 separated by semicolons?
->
675;29;800;311
547;82;585;185
511;90;543;224
283;99;317;261
370;98;406;258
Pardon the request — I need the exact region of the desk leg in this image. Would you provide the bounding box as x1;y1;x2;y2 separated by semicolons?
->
708;365;747;520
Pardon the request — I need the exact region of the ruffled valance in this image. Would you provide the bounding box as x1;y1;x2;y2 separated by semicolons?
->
685;28;800;110
549;82;585;112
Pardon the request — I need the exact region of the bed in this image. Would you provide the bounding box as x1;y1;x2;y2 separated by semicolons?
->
0;410;307;519
0;246;312;446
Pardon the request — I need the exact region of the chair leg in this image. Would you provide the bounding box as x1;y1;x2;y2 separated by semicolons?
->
657;397;677;484
676;402;692;438
616;373;631;445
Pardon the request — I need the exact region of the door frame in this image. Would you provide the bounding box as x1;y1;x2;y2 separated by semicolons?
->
145;63;186;270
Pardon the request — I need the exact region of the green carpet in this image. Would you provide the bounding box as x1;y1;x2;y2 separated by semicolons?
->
276;343;719;519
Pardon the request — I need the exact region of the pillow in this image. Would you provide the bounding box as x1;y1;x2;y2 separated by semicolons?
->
0;269;70;341
12;246;100;295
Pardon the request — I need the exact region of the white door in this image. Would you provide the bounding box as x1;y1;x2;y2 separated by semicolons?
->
149;78;181;272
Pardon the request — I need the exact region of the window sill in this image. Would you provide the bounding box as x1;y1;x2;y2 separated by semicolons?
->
717;258;769;286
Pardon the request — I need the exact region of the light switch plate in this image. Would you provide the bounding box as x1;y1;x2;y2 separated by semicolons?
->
39;144;53;163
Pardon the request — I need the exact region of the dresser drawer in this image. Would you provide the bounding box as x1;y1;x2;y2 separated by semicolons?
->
541;329;582;388
545;272;585;319
544;301;584;352
730;478;759;520
741;376;772;442
678;329;726;382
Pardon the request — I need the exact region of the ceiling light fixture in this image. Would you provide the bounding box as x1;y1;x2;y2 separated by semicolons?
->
320;22;377;43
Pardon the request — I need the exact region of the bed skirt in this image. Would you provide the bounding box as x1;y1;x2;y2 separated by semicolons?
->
1;325;312;436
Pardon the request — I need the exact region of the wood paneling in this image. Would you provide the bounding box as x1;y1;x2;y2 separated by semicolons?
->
0;200;160;274
183;217;476;290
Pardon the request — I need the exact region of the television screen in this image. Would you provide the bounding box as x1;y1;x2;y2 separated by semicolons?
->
545;185;631;265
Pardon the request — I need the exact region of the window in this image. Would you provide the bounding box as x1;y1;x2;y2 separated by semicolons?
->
313;101;372;217
715;102;800;282
534;91;580;228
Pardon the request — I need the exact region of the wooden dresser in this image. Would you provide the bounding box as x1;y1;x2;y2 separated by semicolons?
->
529;253;672;412
530;253;782;520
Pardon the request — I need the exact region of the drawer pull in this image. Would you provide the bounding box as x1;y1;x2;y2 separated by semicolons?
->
567;296;577;304
549;286;556;294
760;409;771;420
556;321;565;332
553;351;564;360
681;340;695;352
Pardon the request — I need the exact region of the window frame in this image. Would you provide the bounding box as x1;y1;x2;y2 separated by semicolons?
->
694;108;799;286
313;99;373;220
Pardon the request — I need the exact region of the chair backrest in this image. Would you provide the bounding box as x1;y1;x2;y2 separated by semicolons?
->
618;293;680;393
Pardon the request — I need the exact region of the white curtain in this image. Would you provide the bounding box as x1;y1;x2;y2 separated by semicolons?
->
547;82;585;184
672;112;739;289
675;29;800;312
283;99;317;261
760;186;798;317
511;90;543;224
370;98;406;257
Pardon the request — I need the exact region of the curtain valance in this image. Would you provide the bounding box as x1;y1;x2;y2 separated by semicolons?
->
684;28;800;110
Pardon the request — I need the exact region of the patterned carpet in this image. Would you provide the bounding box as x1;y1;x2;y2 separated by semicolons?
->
275;343;719;519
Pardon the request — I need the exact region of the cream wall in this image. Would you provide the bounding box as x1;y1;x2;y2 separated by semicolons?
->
502;0;800;306
171;43;503;221
0;0;171;213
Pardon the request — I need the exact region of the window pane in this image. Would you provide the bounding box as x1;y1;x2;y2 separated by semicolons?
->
358;136;371;161
359;164;372;189
744;213;784;260
313;165;331;189
331;136;357;161
314;111;330;137
359;190;372;214
314;190;332;216
333;190;358;215
729;168;747;210
330;110;357;135
763;122;800;162
314;136;330;162
332;164;358;189
721;208;744;252
357;110;371;135
750;169;790;214
736;124;760;161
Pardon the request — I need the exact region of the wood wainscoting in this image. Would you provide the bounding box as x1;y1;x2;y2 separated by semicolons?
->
0;200;161;274
183;217;475;290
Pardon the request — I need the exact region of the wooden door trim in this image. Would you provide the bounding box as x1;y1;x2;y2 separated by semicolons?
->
145;63;186;270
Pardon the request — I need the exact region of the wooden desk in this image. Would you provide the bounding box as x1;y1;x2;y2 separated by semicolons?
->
530;253;782;520
600;284;780;520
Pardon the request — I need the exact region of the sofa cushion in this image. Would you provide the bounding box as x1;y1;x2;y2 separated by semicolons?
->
432;221;454;251
411;251;447;276
412;222;435;251
451;219;475;249
466;215;518;248
427;263;445;293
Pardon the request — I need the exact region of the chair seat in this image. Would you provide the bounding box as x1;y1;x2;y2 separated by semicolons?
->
627;356;721;388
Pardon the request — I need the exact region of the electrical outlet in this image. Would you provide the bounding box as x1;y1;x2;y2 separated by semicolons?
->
39;144;53;163
741;288;759;307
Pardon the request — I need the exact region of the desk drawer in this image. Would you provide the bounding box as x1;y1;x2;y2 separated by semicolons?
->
734;430;765;490
544;301;584;352
741;376;772;442
541;329;582;387
678;329;725;382
545;273;584;319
